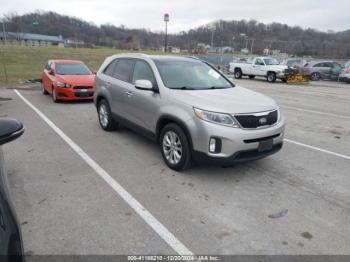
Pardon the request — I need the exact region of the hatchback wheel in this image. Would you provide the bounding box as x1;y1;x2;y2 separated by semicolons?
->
311;72;321;81
98;99;118;131
160;123;191;171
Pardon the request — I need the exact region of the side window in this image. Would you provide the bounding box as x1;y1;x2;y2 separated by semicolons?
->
132;60;156;86
314;63;324;67
113;59;134;82
104;59;118;77
255;59;264;65
45;61;51;70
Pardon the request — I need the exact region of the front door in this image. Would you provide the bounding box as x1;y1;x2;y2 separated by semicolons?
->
124;59;160;131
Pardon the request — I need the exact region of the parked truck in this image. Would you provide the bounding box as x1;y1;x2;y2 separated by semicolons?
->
229;57;293;83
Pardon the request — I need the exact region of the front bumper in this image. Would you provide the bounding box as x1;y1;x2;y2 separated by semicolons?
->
55;87;95;100
188;115;286;164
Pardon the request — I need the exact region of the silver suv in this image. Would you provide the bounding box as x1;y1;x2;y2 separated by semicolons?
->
94;54;285;170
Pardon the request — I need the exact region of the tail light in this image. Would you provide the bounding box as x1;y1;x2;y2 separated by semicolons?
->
303;67;311;73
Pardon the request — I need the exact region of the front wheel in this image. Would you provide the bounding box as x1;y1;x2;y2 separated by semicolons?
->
97;99;118;131
267;72;276;83
160;123;192;171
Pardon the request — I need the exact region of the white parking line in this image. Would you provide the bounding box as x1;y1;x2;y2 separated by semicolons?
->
284;138;350;161
14;89;193;255
281;105;350;119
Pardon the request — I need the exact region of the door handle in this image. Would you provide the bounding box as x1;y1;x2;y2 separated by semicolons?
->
125;91;134;97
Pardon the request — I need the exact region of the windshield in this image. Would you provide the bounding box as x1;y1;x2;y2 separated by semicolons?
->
56;63;92;75
154;59;233;89
264;58;280;65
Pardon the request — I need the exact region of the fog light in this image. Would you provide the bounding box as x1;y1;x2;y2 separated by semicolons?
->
209;137;222;153
209;138;216;153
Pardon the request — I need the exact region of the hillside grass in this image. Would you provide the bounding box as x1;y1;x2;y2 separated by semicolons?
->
0;45;165;85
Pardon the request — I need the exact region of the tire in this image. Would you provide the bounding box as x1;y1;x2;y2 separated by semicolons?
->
160;123;192;171
267;72;276;83
42;82;49;95
234;69;242;79
311;72;321;81
248;75;255;79
51;87;60;103
97;99;118;131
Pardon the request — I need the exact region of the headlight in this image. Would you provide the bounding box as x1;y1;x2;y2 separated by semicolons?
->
57;82;71;88
194;108;238;127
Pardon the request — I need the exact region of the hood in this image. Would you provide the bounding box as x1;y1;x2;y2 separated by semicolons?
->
168;86;277;114
56;74;95;86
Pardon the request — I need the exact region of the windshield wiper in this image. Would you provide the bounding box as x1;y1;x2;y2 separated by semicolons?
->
209;86;229;89
171;86;196;90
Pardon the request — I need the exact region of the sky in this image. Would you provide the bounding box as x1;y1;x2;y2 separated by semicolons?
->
1;0;349;33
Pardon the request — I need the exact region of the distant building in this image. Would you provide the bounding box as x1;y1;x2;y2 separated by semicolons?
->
64;39;86;48
0;32;64;47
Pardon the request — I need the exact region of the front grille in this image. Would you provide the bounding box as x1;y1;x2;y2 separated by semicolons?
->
73;86;93;90
74;92;94;98
244;134;280;143
234;110;278;129
284;67;299;75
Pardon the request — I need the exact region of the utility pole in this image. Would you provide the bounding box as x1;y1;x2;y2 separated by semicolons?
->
1;19;7;45
250;38;255;54
164;13;169;52
211;30;214;47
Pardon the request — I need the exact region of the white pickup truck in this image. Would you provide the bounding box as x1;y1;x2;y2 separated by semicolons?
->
229;57;289;82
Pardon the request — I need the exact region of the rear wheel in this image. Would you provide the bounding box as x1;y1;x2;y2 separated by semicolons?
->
267;72;276;83
97;99;118;131
234;69;242;79
160;123;192;171
311;72;321;81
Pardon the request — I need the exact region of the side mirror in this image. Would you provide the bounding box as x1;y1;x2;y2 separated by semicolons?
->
135;80;154;91
0;118;25;146
49;69;55;76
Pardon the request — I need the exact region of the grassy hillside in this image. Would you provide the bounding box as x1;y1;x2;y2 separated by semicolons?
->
0;45;164;85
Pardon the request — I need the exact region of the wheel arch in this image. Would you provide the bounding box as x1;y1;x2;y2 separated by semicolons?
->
156;115;193;150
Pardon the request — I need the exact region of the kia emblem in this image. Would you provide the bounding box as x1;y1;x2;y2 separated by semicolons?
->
259;117;267;125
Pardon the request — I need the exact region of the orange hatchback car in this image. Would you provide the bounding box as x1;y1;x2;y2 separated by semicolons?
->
41;60;96;102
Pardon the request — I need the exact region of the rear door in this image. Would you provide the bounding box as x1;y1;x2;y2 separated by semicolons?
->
108;58;135;120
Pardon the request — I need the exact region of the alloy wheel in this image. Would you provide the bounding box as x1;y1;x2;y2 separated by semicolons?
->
99;104;109;128
162;131;183;165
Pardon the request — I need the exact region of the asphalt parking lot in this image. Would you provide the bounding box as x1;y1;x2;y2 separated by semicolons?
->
0;78;349;256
